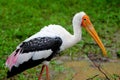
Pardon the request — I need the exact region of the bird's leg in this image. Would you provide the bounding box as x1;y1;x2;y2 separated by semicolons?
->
45;65;50;80
38;65;45;80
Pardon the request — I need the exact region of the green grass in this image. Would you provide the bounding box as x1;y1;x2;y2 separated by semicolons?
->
0;0;120;80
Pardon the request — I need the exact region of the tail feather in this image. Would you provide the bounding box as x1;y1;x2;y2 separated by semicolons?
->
7;58;44;78
6;49;21;70
7;67;17;78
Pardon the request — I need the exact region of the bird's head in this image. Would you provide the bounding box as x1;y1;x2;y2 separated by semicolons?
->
74;12;107;56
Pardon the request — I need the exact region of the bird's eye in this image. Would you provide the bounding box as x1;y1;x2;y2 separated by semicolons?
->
84;18;86;20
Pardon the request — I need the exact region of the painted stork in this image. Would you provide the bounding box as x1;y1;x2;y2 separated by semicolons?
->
6;12;107;80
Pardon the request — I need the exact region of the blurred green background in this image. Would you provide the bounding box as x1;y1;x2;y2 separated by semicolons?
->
0;0;120;80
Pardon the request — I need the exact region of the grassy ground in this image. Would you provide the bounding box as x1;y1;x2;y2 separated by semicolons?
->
0;0;120;80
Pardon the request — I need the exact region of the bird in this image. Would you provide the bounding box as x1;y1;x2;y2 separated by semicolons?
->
5;11;107;80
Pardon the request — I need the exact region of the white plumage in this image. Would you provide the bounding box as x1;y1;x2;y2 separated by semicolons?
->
32;50;52;60
6;12;86;79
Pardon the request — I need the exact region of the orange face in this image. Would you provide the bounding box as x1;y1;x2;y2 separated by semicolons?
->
81;15;107;57
81;15;91;27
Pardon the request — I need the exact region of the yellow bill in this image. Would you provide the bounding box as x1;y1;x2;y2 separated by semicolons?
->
82;15;107;56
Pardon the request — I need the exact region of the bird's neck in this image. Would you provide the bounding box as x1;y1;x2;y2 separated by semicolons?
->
60;23;82;51
72;23;82;43
65;24;82;49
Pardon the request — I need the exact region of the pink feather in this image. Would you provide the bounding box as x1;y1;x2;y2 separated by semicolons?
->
6;49;21;70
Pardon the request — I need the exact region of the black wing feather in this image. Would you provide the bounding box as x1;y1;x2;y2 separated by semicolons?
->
20;37;62;53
